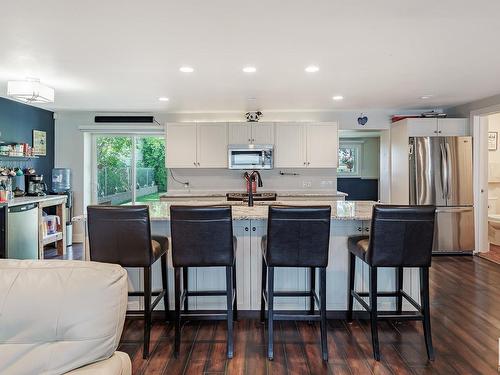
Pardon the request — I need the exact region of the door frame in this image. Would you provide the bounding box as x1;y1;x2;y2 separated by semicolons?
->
471;104;500;253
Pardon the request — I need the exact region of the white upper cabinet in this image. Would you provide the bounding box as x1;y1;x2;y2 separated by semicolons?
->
166;122;228;168
228;122;274;144
405;118;469;137
228;123;252;144
275;122;338;168
251;122;274;144
197;123;228;168
165;123;197;168
275;123;307;167
306;123;338;167
437;118;469;136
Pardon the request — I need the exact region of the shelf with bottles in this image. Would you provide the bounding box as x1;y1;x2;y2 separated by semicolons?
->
0;142;39;159
0;153;39;159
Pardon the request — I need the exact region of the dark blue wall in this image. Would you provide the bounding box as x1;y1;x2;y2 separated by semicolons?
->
0;97;54;189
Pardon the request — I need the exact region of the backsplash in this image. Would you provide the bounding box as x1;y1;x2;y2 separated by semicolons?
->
167;168;337;193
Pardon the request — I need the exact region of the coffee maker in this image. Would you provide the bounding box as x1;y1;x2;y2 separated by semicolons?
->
26;175;47;196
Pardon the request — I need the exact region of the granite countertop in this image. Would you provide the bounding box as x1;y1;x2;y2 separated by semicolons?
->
141;200;374;221
6;195;67;207
160;190;348;198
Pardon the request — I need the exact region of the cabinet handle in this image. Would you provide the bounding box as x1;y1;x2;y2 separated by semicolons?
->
364;227;370;232
303;162;307;166
197;162;200;166
252;138;255;142
357;227;362;232
245;227;249;231
193;162;196;166
252;227;256;231
307;162;310;165
438;130;442;133
248;138;251;142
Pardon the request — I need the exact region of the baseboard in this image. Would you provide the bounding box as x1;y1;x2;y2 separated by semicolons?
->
128;309;417;321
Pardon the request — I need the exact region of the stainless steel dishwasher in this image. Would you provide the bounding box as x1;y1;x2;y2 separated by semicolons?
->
7;203;39;259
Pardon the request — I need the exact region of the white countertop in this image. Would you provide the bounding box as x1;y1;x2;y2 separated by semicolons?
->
6;195;67;207
139;200;374;221
161;190;348;198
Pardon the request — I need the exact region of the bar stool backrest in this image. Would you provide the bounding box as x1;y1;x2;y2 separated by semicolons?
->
87;205;153;267
266;205;331;267
170;205;234;267
367;205;436;267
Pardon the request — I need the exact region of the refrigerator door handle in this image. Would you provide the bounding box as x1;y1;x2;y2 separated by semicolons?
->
440;143;448;200
445;142;452;202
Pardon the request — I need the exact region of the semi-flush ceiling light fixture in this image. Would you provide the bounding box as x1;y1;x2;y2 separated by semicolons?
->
179;66;194;73
242;66;257;73
158;97;169;101
420;95;433;99
332;95;344;101
7;78;55;103
305;65;319;73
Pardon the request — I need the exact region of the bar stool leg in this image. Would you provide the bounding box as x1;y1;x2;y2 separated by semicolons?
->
309;267;316;319
226;266;234;358
369;266;380;361
174;267;181;358
396;267;403;313
183;267;189;312
347;252;356;322
420;267;435;361
143;267;152;359
232;263;238;321
267;266;275;360
320;267;328;361
260;259;267;323
161;253;169;321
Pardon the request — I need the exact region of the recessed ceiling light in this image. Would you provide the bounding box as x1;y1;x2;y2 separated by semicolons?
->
242;66;257;73
420;95;433;99
179;66;194;73
305;65;319;73
247;97;257;101
332;95;344;101
158;97;169;102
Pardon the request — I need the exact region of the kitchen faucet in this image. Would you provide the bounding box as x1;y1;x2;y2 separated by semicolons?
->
247;170;263;207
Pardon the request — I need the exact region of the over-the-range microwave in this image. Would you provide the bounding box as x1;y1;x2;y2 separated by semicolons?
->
228;144;273;170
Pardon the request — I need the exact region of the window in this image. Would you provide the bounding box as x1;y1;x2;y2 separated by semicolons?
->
337;143;362;176
93;135;167;205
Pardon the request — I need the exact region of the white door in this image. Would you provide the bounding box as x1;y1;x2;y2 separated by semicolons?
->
165;123;197;168
275;123;306;167
228;123;252;144
306;122;338;167
438;118;469;136
197;123;228;168
406;118;439;137
251;122;274;144
476;115;489;253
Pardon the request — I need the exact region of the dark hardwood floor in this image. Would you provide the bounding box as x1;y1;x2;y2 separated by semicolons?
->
118;256;500;374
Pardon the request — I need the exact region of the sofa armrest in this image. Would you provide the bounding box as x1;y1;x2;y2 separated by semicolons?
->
65;351;131;375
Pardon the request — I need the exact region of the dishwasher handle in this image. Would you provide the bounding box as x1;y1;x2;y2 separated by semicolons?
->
9;203;37;213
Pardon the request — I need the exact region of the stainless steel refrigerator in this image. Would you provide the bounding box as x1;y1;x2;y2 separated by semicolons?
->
409;136;474;254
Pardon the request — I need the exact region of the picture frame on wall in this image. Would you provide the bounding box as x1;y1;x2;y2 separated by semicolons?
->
489;132;498;151
33;130;47;156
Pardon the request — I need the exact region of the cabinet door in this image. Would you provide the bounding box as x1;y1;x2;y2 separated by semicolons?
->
165;123;197;168
228;123;252;144
275;123;306;167
234;222;252;310
437;118;469;136
251;122;274;144
406;118;439;137
197;123;228;168
306;122;338;167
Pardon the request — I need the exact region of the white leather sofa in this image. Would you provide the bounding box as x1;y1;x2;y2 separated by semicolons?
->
0;259;131;375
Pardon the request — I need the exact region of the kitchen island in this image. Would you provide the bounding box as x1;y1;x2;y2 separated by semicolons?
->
120;200;421;314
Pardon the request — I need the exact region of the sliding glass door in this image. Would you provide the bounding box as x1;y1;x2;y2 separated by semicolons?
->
93;135;166;205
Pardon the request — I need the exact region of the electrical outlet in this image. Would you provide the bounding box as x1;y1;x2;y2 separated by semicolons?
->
302;181;312;188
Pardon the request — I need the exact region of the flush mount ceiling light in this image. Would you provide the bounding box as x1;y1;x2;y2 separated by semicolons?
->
179;66;194;73
332;95;344;101
7;78;55;103
158;97;169;102
305;65;319;73
242;66;257;73
420;95;433;99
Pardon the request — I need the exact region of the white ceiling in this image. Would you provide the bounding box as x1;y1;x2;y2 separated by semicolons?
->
1;0;500;113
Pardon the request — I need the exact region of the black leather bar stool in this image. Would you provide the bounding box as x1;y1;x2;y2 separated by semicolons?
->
347;205;436;361
260;205;331;361
87;205;169;359
170;205;237;358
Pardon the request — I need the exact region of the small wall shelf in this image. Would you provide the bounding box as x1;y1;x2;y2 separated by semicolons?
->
0;154;39;160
